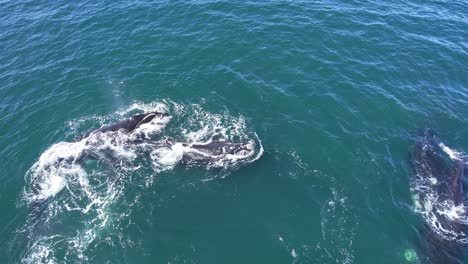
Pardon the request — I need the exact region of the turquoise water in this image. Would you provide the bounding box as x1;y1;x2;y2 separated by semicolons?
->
0;0;467;263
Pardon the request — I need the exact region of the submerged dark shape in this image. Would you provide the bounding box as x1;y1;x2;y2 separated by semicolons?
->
410;129;467;264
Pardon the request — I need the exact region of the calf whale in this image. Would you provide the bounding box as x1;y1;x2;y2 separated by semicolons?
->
411;129;467;263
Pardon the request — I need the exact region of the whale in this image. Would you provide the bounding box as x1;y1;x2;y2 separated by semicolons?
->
179;140;255;164
411;129;466;263
185;140;254;156
93;111;170;134
138;138;256;166
87;111;256;164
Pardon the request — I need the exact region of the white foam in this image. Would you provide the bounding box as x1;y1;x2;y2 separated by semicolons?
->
24;242;57;264
438;201;467;222
251;133;264;162
410;139;468;243
429;177;438;185
132;114;171;138
412;174;468;243
438;142;463;160
117;101;168;116
320;187;357;264
26;132;137;201
150;143;185;169
26;141;86;200
291;249;297;259
36;141;85;168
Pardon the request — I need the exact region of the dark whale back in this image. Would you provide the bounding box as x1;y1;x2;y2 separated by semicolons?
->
411;129;467;263
94;111;169;134
190;141;251;156
411;131;453;196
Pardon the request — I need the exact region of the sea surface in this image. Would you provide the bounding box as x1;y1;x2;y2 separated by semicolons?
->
0;0;467;263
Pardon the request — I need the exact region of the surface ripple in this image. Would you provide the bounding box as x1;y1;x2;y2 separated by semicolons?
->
0;0;467;263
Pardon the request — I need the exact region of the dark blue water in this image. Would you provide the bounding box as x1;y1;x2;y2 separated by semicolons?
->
0;0;467;263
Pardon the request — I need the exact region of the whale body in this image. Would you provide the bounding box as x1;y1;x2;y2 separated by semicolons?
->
88;111;256;164
93;111;170;134
411;129;466;263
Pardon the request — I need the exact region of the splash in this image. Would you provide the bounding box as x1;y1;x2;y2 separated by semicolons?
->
320;187;357;264
18;101;263;263
438;142;465;161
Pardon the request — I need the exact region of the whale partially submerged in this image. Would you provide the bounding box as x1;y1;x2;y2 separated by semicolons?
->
411;129;467;263
86;111;257;163
92;111;170;134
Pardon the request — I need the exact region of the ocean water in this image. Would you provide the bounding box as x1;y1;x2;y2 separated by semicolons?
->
0;0;467;263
